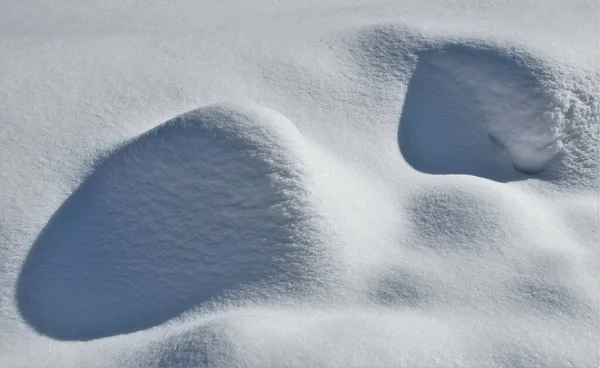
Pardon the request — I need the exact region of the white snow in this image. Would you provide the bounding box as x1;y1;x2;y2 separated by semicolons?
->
0;0;598;367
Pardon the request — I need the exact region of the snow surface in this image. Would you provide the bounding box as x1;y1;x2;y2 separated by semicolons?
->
0;0;598;367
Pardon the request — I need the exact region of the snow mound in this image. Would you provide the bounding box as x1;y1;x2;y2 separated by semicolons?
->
352;26;598;184
406;186;508;254
131;318;237;368
400;44;565;179
1;3;599;366
17;104;322;341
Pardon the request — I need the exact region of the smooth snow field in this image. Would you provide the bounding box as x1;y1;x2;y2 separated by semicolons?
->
1;1;598;367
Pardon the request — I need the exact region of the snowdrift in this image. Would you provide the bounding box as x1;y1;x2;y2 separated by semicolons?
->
17;104;323;340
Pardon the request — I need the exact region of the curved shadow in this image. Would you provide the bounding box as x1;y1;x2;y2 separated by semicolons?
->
398;45;550;182
17;105;315;341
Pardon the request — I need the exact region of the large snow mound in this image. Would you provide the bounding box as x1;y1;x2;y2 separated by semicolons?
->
17;104;324;341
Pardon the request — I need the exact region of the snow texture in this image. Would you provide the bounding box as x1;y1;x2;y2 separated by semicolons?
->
0;0;598;367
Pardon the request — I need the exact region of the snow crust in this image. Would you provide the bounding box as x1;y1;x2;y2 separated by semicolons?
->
0;0;598;367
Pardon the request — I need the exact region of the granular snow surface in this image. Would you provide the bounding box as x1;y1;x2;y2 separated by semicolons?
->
0;1;598;367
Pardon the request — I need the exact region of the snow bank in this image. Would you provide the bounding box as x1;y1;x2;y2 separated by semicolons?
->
17;104;324;340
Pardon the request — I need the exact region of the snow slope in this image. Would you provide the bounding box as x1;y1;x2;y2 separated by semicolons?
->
0;0;598;367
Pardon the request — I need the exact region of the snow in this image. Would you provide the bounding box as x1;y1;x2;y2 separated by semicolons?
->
0;0;598;367
17;104;328;341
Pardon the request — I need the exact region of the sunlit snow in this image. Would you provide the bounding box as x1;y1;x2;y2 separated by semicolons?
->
0;1;598;367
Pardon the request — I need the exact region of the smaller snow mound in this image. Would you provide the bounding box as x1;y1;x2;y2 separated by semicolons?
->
135;320;235;368
368;268;435;308
350;25;596;183
399;43;566;181
509;280;579;317
17;103;321;341
406;186;508;254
